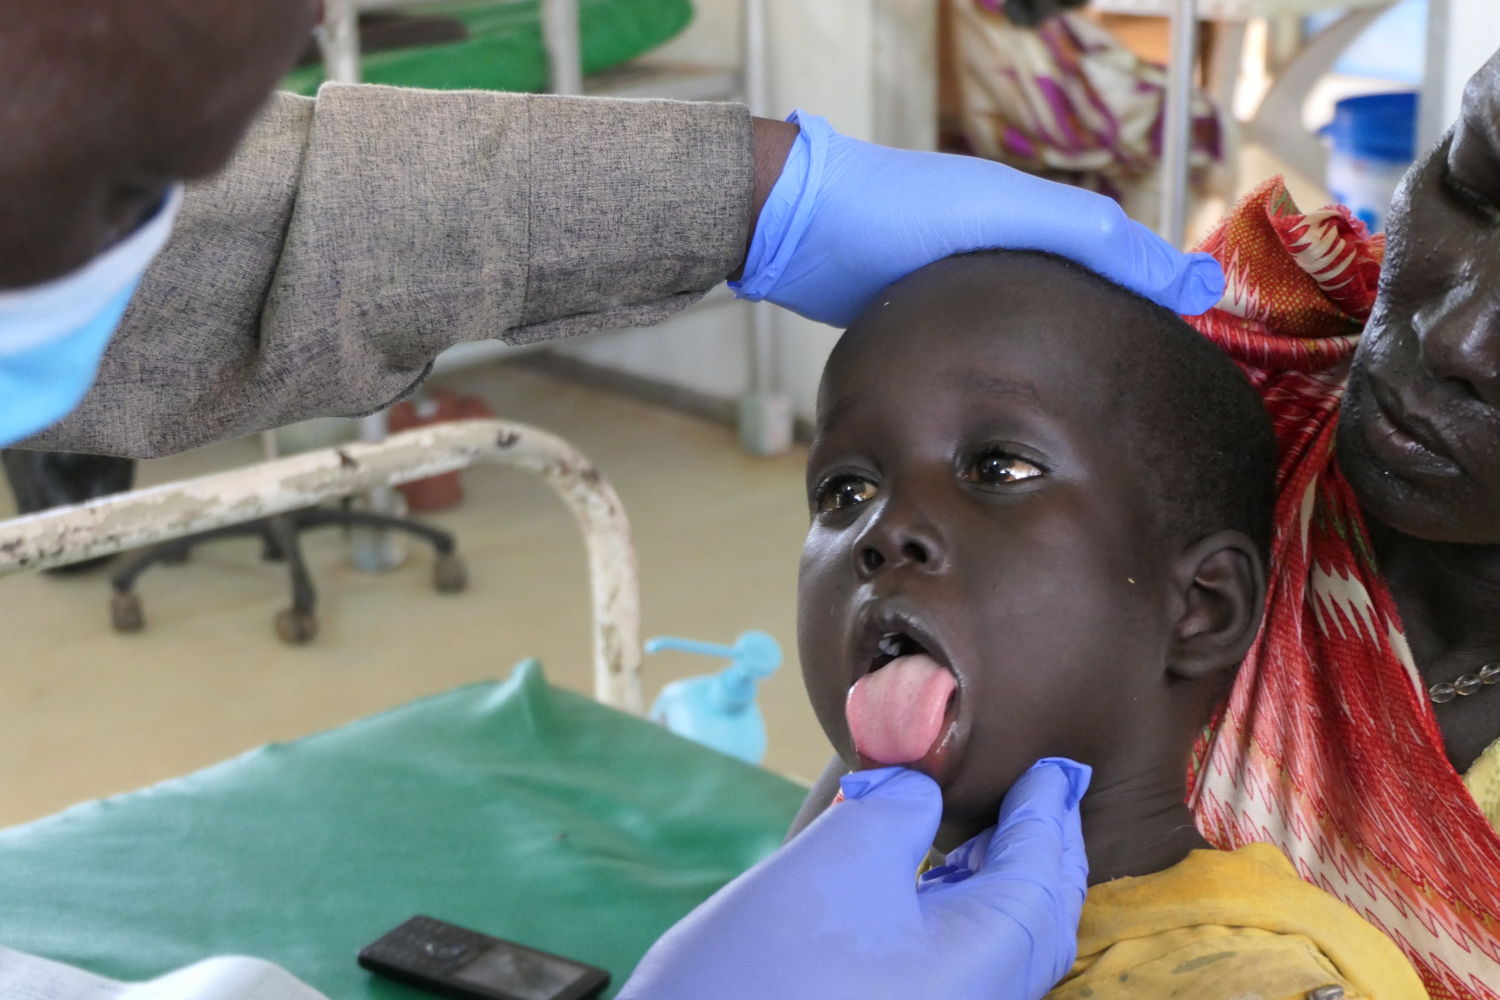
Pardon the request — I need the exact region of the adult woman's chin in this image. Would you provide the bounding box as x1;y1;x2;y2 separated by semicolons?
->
1338;319;1500;542
1336;360;1500;546
1333;108;1500;546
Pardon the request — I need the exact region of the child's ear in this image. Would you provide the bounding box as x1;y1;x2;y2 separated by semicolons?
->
1165;530;1266;682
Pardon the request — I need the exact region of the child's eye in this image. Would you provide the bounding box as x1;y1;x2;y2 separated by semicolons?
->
814;475;878;513
964;448;1044;487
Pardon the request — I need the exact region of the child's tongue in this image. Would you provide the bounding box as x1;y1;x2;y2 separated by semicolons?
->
845;653;956;765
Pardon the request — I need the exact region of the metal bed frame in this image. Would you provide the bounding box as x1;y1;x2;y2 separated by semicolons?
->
0;420;644;712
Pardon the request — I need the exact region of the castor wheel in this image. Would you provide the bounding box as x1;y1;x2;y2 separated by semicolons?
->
274;608;318;645
433;552;468;594
110;591;145;633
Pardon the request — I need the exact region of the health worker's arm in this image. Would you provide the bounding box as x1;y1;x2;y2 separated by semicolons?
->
25;86;756;457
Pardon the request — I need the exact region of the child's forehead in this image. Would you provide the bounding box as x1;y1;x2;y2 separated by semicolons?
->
817;356;1036;425
822;298;1115;405
813;339;1127;464
817;255;1158;426
848;260;1124;355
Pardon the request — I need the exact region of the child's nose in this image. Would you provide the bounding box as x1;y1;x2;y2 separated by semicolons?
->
854;506;944;579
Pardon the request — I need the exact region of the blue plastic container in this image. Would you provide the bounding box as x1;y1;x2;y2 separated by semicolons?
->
1324;91;1418;233
646;631;782;765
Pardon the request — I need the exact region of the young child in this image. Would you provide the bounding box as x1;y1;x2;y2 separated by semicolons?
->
796;250;1428;998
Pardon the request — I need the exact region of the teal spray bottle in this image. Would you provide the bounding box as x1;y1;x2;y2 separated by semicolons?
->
645;631;782;764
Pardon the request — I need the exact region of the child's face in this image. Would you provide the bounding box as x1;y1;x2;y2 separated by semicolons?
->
798;258;1176;840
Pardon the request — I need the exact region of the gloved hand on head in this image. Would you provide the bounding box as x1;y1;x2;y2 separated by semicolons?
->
733;111;1222;326
616;757;1091;1000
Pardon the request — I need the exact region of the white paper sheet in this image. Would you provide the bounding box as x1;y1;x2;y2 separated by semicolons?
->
0;947;330;1000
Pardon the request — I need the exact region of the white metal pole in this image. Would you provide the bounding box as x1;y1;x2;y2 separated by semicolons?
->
744;0;769;114
1420;0;1452;152
1419;0;1500;152
737;0;793;455
1160;0;1199;246
541;0;585;94
320;0;408;569
319;0;362;85
745;0;774;399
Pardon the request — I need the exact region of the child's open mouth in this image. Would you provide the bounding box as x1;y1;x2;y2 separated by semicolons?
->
845;625;961;780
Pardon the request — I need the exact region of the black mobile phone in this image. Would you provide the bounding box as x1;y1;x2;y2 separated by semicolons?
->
357;915;611;1000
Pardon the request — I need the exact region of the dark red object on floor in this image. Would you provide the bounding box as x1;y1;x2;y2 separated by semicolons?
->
387;391;495;512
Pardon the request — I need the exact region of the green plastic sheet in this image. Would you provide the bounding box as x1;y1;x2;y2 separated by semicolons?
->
283;0;694;96
0;660;805;998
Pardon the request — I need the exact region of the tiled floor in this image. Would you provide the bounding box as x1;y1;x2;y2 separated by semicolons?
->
0;363;827;826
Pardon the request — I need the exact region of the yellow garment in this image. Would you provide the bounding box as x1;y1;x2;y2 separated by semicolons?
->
1463;736;1500;832
1046;843;1429;1000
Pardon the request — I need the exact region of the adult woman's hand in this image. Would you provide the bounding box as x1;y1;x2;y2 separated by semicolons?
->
734;111;1223;326
616;759;1090;1000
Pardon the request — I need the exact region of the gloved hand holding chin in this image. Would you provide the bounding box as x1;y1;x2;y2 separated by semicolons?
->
617;758;1091;1000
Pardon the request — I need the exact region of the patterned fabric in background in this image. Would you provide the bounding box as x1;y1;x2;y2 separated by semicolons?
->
1185;178;1500;1000
948;0;1222;203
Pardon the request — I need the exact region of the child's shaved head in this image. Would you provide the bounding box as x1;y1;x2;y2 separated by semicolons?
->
1015;251;1273;563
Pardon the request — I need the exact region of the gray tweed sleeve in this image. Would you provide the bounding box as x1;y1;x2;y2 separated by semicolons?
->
27;85;753;457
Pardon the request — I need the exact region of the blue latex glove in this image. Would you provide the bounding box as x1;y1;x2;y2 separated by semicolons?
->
616;758;1091;1000
731;111;1223;325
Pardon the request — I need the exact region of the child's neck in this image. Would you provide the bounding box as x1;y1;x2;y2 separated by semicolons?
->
1078;762;1208;885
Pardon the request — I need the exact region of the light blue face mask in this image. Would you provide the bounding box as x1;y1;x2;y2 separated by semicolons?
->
0;185;183;446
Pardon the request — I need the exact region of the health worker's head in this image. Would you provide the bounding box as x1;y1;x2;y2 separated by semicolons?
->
0;0;319;289
0;0;317;444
